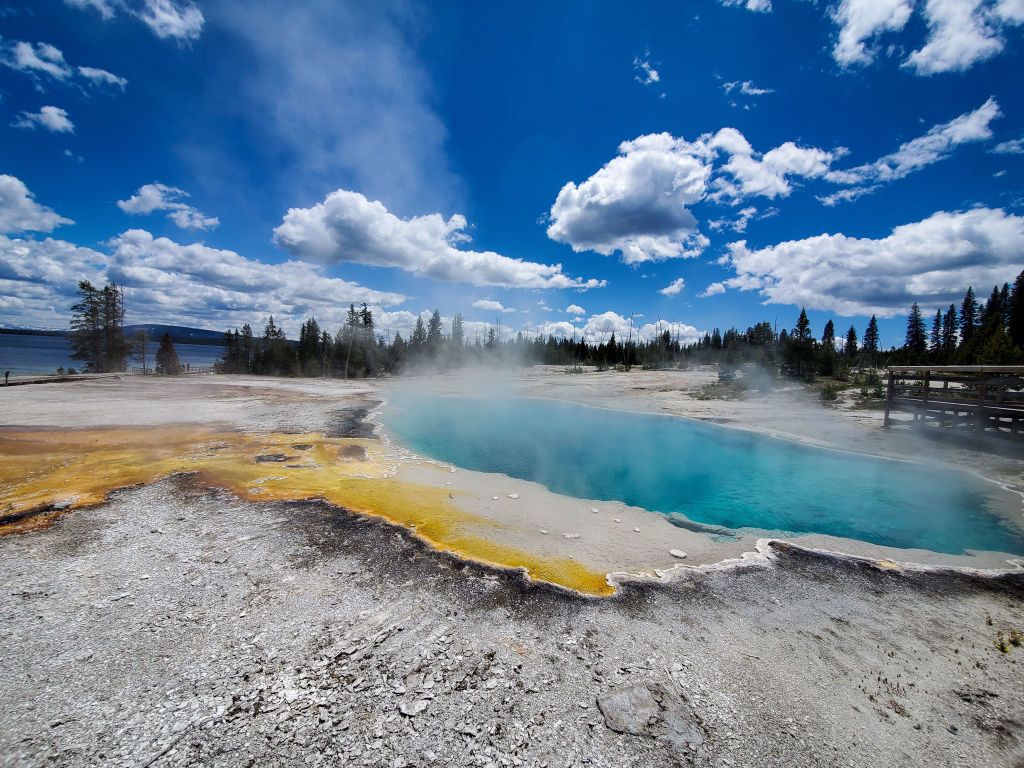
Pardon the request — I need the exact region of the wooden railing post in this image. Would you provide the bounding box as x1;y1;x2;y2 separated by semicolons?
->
884;368;894;428
920;369;930;428
976;372;988;433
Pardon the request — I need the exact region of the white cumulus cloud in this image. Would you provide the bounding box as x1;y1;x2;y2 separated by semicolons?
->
829;0;1023;73
471;299;515;313
659;278;686;297
0;175;74;234
564;304;585;315
3;41;71;80
12;106;74;133
710;129;836;201
717;207;1024;316
831;0;914;66
546;133;712;264
906;0;1023;74
539;312;702;345
275;189;604;290
0;226;407;331
117;183;219;230
700;282;727;298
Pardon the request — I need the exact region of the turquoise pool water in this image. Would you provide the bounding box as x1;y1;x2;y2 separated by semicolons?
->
383;394;1024;557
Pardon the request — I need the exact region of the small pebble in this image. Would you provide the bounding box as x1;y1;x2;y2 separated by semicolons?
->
507;493;519;499
633;527;640;533
670;549;687;559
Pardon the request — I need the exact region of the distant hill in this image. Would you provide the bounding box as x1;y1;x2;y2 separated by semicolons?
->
1;323;225;346
124;324;225;345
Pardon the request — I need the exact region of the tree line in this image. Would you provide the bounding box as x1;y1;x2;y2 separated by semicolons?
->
216;274;1024;380
68;271;1024;380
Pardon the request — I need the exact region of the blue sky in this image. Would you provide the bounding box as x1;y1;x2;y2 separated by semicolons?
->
1;0;1022;347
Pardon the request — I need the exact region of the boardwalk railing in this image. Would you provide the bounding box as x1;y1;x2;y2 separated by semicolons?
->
130;365;215;375
883;365;1024;438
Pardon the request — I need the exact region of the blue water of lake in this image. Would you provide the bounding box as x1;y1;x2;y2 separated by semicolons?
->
382;393;1024;557
0;333;223;375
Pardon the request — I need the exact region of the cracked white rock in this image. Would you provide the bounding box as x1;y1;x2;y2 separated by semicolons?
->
399;700;429;717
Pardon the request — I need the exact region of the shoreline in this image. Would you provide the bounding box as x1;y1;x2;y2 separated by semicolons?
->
4;370;1024;591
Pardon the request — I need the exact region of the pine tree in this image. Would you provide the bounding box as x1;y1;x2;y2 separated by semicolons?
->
450;313;465;347
905;303;927;355
1000;283;1010;331
69;280;128;372
818;319;836;375
844;325;858;361
411;316;427;347
941;305;958;353
69;280;103;372
980;285;1005;333
1009;271;1024;349
155;332;182;374
960;287;978;346
821;319;835;349
427;309;443;350
929;310;942;356
787;308;814;377
863;315;880;361
298;317;322;376
100;283;128;372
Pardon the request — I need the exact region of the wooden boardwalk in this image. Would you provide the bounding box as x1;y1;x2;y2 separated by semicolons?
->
131;366;215;375
883;365;1024;438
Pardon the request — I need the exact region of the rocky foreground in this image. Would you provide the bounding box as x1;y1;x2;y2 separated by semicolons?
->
1;470;1023;768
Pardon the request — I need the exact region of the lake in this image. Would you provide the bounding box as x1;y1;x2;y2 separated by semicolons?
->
0;333;224;375
383;393;1024;557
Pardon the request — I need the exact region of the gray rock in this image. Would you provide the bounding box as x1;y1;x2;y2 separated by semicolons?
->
399;700;428;717
596;682;703;756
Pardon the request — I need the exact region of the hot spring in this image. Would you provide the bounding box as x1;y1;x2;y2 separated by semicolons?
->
383;394;1024;558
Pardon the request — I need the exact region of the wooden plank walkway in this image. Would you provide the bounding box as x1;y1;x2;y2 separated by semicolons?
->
884;366;1024;438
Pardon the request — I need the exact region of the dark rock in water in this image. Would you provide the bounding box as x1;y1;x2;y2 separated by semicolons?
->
664;514;738;541
338;445;367;460
327;402;379;439
254;454;295;463
597;681;704;756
